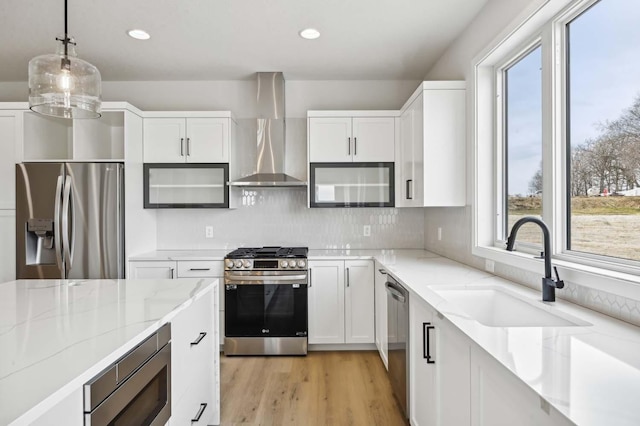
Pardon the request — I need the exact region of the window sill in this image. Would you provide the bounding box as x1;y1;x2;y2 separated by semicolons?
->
473;245;640;300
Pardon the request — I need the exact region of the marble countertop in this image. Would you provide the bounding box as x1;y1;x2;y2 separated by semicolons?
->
128;248;420;261
0;278;217;425
374;251;640;426
127;248;640;424
129;249;230;261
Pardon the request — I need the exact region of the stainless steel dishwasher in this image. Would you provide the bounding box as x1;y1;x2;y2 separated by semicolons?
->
386;275;409;418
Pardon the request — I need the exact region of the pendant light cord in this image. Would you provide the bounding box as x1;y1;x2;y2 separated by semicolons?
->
56;0;74;58
63;0;68;57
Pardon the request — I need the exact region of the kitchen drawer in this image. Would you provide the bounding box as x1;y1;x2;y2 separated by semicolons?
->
172;370;214;426
172;289;214;402
177;260;223;278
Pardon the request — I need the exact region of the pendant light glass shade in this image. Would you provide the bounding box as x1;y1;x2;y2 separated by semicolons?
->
29;35;101;119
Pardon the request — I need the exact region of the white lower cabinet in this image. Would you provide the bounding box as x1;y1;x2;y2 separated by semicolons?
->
128;259;225;344
409;294;572;426
128;260;177;279
308;259;374;345
410;295;470;426
171;285;216;425
470;346;573;426
374;261;389;369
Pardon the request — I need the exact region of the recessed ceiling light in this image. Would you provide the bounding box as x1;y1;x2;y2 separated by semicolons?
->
127;29;151;40
299;28;320;40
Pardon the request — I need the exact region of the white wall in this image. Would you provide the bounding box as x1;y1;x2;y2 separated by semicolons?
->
422;0;537;268
422;0;640;326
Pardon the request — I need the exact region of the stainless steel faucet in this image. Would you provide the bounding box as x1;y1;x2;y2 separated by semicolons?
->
505;216;564;302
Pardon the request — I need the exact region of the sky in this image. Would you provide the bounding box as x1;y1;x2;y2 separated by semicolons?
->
507;0;640;195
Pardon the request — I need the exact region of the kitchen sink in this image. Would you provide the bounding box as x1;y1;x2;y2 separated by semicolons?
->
431;285;591;327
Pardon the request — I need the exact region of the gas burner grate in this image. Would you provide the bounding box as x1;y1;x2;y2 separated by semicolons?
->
225;246;308;259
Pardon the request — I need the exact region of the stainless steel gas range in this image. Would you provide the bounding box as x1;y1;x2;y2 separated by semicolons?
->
224;246;308;356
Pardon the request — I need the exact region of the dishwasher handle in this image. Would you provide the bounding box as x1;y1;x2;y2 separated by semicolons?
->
385;281;406;303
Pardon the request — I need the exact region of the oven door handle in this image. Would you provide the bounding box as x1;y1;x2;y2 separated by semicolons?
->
225;274;308;281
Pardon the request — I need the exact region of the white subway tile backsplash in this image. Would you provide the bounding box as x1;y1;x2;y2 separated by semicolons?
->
157;188;424;250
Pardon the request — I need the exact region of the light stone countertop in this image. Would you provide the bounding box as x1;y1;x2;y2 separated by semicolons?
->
0;278;217;425
374;250;640;426
126;248;640;424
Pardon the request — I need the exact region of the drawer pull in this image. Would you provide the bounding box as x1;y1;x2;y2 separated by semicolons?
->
189;268;211;271
192;403;207;422
190;332;207;346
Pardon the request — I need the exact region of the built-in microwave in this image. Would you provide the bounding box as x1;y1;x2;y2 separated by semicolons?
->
83;324;171;426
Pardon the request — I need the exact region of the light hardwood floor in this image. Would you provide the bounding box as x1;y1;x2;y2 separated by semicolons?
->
220;351;408;426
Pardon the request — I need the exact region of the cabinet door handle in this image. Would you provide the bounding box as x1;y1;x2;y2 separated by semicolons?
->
406;179;413;200
309;268;312;288
191;403;207;422
190;332;207;346
423;322;435;364
348;137;351;155
346;267;350;287
170;268;175;279
189;268;210;271
180;138;184;156
187;137;191;156
354;137;357;156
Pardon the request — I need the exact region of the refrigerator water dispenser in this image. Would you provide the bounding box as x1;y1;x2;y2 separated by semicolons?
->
25;218;56;265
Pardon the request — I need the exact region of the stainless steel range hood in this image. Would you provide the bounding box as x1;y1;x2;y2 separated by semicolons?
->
229;72;306;187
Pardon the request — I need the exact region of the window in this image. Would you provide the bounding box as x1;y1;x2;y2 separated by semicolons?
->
503;45;543;246
473;0;640;281
566;0;640;262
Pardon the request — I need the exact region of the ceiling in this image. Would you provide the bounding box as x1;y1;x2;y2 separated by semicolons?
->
0;0;487;82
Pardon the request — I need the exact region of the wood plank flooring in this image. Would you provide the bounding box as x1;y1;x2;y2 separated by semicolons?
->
220;351;408;426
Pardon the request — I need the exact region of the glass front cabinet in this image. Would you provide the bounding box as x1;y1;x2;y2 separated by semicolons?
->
144;163;229;208
310;163;394;207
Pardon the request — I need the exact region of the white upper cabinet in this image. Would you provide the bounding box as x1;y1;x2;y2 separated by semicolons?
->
397;81;466;207
143;114;232;164
143;118;185;163
308;117;352;162
308;112;396;163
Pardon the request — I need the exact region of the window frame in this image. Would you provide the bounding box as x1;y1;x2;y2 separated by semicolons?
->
496;40;544;249
472;0;640;288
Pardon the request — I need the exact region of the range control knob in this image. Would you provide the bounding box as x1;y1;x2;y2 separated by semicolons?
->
234;260;243;268
242;259;251;268
280;260;289;268
297;260;306;268
225;259;234;269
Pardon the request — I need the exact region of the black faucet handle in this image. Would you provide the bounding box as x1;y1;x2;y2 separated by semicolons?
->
553;266;565;289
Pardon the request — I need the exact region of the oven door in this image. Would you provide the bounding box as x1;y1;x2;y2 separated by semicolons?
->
225;281;308;337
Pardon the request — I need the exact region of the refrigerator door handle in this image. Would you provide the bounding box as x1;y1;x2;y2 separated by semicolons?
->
54;175;64;274
62;177;76;272
117;164;124;278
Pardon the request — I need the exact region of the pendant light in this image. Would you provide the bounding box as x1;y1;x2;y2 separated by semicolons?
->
28;0;101;119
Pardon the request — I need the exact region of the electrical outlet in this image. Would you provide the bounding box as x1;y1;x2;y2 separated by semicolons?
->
205;226;214;238
485;259;495;273
363;225;371;237
437;227;442;241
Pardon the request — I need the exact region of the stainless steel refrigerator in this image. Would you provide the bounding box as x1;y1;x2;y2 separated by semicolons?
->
16;162;124;279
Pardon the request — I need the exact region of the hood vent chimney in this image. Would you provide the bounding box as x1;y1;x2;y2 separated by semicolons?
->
229;72;306;187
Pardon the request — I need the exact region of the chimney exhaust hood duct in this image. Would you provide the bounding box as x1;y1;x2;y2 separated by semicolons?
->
229;72;306;187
